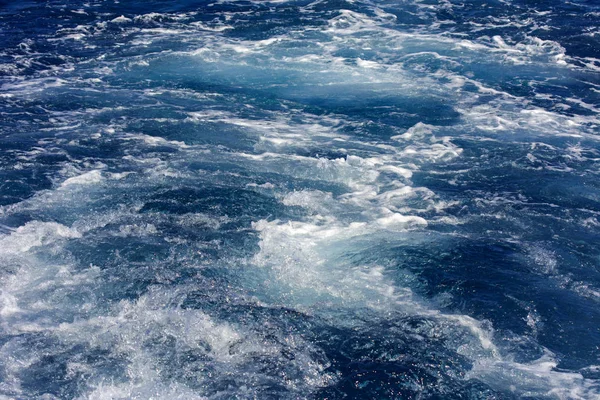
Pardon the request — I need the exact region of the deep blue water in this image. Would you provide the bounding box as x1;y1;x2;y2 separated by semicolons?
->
1;0;600;398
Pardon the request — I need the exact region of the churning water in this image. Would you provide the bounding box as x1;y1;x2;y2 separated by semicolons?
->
1;0;600;398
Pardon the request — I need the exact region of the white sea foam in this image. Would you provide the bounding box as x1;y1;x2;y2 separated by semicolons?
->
391;122;435;141
54;288;336;398
111;15;132;24
1;2;598;397
60;170;105;188
282;190;336;214
378;165;413;179
526;244;559;275
0;221;81;254
375;212;428;229
468;351;600;399
251;217;417;308
124;132;190;149
0;214;334;398
250;208;599;397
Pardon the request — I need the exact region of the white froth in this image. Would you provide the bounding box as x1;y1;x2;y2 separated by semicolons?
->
1;2;598;398
60;170;105;188
55;288;336;398
111;15;132;24
282;190;336;214
0;292;21;317
0;221;81;254
251;212;428;310
391;122;435;141
378;165;413;179
126;133;190;149
469;351;600;399
375;213;428;229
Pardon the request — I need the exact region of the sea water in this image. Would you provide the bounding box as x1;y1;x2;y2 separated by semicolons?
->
1;0;599;398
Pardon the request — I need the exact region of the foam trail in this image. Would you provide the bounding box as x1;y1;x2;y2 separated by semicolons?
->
1;0;600;398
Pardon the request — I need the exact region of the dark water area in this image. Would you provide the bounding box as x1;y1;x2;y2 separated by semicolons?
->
1;0;600;398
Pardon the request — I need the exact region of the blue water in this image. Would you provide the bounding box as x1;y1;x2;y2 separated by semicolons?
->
1;0;600;398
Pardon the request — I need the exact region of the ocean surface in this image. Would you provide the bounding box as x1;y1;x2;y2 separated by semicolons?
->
1;0;599;398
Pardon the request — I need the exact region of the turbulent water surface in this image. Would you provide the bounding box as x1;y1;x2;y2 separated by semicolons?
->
1;0;600;398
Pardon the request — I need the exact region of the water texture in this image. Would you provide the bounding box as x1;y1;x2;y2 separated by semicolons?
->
1;0;600;398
